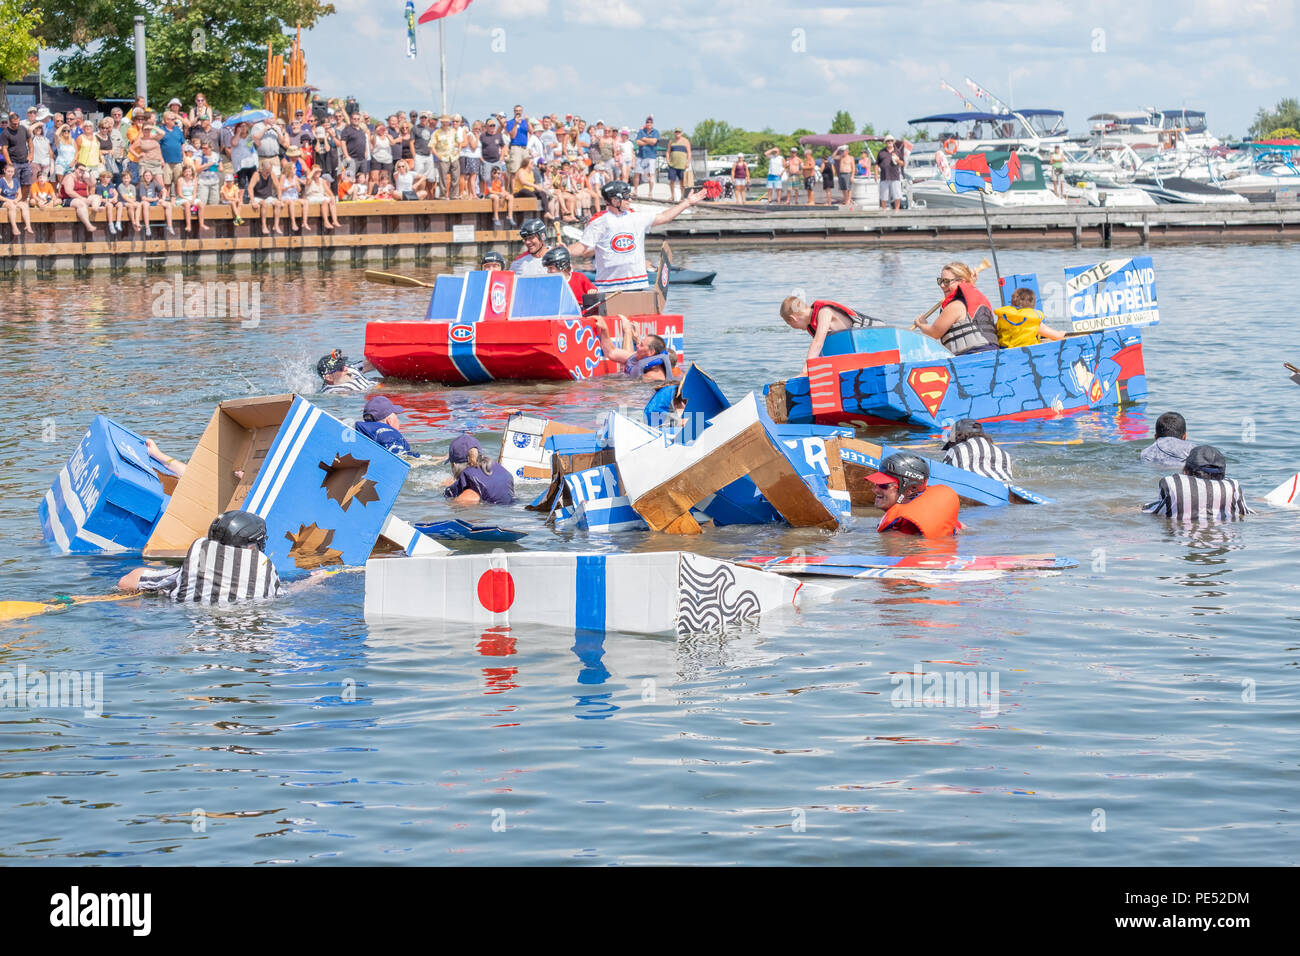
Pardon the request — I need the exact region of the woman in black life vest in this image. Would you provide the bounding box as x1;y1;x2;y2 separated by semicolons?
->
913;262;999;355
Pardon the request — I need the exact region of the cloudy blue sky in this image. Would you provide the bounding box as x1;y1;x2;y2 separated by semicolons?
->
55;0;1297;136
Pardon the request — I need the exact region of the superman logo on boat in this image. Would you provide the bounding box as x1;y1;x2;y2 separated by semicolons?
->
907;367;951;417
449;324;475;342
610;233;636;252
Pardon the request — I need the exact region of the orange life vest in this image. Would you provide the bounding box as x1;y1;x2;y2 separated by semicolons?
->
877;484;961;537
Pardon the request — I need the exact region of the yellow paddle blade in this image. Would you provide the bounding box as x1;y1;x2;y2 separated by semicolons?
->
0;601;57;622
363;269;434;289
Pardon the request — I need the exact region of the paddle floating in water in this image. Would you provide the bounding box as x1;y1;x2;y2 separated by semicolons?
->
0;591;141;623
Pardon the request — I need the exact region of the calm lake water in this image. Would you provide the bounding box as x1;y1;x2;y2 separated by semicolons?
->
1;242;1297;866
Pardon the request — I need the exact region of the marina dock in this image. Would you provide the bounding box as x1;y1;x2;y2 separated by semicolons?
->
1;198;1296;275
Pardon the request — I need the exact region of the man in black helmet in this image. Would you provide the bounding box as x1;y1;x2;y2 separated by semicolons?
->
511;218;548;277
565;179;705;293
480;250;506;272
864;453;962;537
542;245;596;311
942;418;1013;483
316;349;375;394
117;510;283;603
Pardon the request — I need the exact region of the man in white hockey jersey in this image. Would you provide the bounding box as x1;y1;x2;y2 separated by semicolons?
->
565;180;705;294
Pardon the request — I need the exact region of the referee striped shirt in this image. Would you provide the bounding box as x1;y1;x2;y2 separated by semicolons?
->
943;436;1014;483
138;539;283;604
1143;474;1256;521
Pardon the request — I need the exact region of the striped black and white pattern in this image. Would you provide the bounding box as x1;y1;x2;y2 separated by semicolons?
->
172;539;283;604
319;368;374;394
1143;475;1256;521
944;436;1014;483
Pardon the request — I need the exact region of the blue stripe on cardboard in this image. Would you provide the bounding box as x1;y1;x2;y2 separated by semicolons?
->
575;555;606;630
461;270;488;322
449;327;493;383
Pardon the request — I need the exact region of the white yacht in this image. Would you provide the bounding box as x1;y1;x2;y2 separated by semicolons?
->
907;109;1069;156
1221;143;1300;202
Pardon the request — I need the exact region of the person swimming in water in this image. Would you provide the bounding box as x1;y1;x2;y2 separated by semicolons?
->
942;419;1013;483
317;349;375;394
1143;444;1255;521
864;453;961;538
596;315;673;381
117;510;282;603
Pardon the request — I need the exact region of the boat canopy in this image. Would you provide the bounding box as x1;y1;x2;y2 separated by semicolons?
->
1017;109;1065;118
909;112;1005;124
1088;111;1154;124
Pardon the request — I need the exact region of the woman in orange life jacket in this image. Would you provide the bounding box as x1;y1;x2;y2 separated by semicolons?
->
913;261;1000;355
780;296;879;374
864;452;962;538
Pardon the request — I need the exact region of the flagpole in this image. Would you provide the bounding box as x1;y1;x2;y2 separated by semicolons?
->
978;191;1005;306
439;21;447;116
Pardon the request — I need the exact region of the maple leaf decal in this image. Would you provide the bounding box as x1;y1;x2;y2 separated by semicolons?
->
284;523;344;570
318;453;378;511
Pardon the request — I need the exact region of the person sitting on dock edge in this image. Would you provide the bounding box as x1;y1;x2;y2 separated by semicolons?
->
867;453;962;538
565;180;704;293
1143;445;1255;521
942;419;1013;483
1140;411;1197;467
355;395;418;458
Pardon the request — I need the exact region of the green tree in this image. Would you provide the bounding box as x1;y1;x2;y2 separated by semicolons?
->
829;110;855;135
1249;97;1300;139
0;1;42;114
45;1;335;114
1264;126;1300;140
690;119;734;154
858;121;876;136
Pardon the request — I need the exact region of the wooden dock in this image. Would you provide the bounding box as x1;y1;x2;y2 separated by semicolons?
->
0;199;538;276
2;197;1296;275
655;201;1300;249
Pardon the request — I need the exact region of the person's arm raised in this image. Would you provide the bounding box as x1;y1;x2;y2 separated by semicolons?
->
651;187;706;226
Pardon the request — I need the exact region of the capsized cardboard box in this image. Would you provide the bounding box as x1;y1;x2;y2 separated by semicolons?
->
364;550;834;636
39;415;176;554
145;395;409;573
613;392;843;534
831;437;1021;508
498;413;593;482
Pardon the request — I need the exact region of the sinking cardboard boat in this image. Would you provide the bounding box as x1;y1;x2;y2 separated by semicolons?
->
830;437;1047;507
557;463;649;533
498;413;593;482
1264;473;1300;507
767;326;1146;430
376;514;450;556
38;416;179;554
740;553;1077;577
363;551;834;636
364;269;685;383
414;519;529;543
144;395;409;574
613;392;844;534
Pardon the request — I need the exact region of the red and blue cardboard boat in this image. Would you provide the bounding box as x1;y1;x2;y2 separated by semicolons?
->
364;269;685;383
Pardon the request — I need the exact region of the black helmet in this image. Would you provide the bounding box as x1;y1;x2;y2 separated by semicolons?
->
942;418;984;450
519;218;546;239
878;452;930;499
480;250;505;268
208;510;268;551
316;349;347;378
601;180;633;203
541;246;571;271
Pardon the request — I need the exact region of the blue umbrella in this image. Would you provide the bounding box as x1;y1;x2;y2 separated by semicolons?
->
224;107;273;127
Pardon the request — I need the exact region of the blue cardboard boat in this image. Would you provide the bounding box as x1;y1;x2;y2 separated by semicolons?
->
767;325;1147;430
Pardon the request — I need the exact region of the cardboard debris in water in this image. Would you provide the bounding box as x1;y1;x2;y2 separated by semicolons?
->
498;413;593;482
363;550;834;636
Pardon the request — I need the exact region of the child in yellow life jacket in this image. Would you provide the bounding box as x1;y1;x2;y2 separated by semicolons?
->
995;287;1066;349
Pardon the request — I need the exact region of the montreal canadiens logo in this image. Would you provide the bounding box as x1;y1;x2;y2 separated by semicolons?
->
490;285;507;312
610;233;636;253
449;324;475;342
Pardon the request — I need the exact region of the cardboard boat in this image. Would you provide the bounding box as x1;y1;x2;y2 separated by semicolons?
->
363;551;834;636
831;437;1049;507
364;269;684;383
767;326;1147;430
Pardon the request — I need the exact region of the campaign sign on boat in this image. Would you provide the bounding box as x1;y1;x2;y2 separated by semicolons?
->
1065;256;1159;333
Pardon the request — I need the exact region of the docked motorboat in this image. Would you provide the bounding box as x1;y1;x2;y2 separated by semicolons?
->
907;109;1068;155
909;151;1071;208
1131;176;1249;204
1063;143;1146;186
1221;142;1300;202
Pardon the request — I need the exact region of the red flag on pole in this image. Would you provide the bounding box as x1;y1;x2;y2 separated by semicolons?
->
418;0;473;23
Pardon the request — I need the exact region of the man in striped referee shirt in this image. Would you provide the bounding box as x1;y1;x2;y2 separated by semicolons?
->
1143;445;1256;521
118;511;283;604
942;419;1014;483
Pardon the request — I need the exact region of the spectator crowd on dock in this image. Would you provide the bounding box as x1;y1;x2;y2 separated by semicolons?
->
0;92;908;239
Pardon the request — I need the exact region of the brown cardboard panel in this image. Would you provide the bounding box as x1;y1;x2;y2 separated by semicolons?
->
835;437;887;508
528;447;617;515
600;289;665;316
144;395;296;558
765;383;791;424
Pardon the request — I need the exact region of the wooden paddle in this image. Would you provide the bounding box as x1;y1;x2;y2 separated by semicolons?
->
1286;362;1300;386
911;257;992;330
364;269;434;289
1;591;141;623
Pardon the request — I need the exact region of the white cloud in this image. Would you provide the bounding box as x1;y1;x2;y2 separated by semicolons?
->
564;0;645;28
1173;0;1294;32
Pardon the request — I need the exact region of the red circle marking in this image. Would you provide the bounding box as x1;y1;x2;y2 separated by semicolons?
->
477;569;516;613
